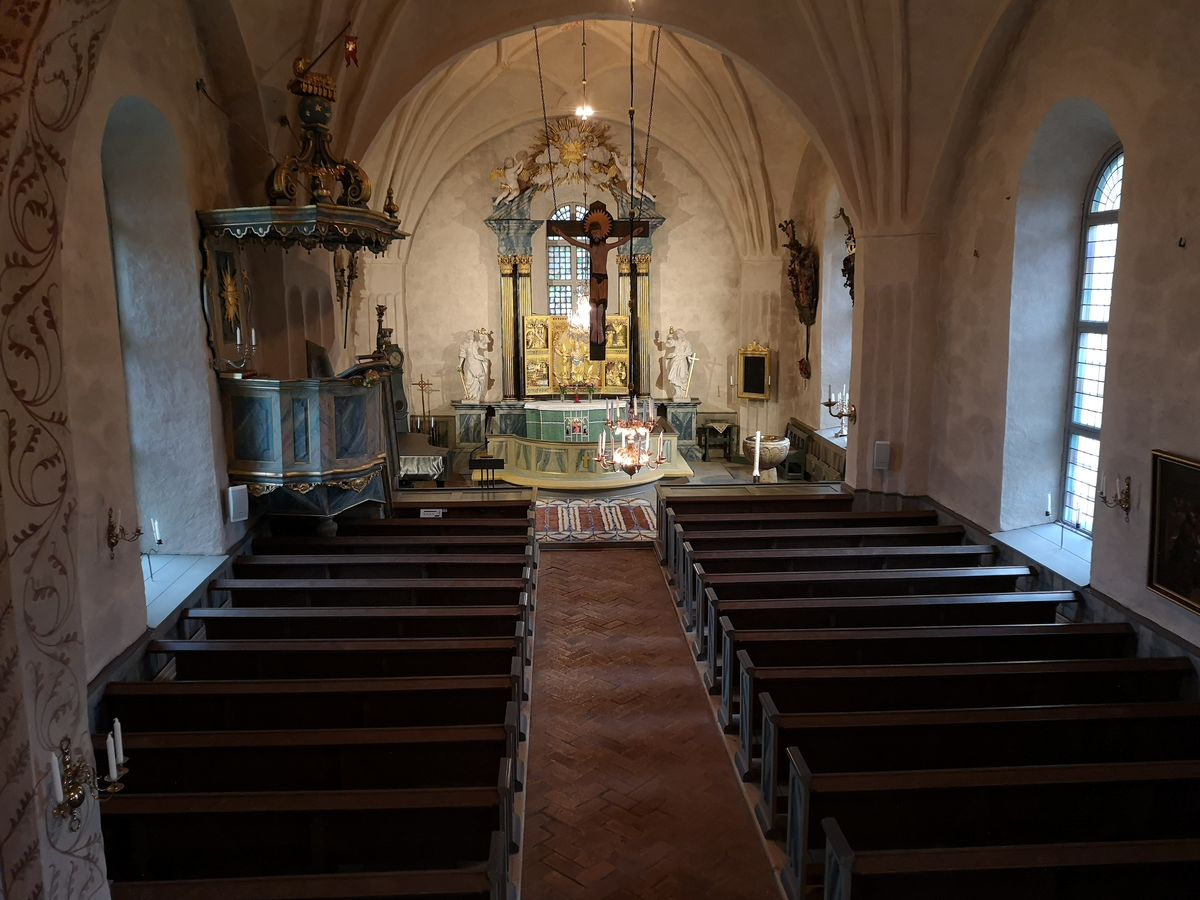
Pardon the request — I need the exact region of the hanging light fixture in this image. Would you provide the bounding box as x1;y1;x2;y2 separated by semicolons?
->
596;395;665;477
575;20;594;119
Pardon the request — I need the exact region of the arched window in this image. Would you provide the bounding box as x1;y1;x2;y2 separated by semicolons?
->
548;203;590;316
1062;148;1122;533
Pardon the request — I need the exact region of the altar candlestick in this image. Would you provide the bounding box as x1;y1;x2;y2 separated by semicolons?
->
113;718;124;763
50;753;64;805
105;733;118;782
753;431;762;478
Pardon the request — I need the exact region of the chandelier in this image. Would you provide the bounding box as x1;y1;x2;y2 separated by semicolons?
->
597;396;665;477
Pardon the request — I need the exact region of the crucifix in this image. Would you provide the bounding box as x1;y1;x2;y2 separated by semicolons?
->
549;200;646;361
412;373;437;433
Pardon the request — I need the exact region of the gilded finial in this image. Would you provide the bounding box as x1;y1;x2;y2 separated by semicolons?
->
384;187;399;219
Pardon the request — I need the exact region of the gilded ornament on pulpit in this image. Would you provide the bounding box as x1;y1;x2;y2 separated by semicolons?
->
220;263;241;329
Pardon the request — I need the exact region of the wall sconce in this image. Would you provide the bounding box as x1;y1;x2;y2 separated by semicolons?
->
107;508;143;560
1098;474;1132;523
49;726;127;832
821;384;857;438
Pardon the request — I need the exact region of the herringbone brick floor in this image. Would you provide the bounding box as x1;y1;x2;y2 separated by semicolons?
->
521;548;781;899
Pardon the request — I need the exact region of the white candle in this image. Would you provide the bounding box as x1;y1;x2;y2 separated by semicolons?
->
843;383;848;399
753;430;762;477
113;718;124;763
236;325;242;345
151;519;160;543
105;733;118;782
50;753;63;805
599;431;605;455
656;432;662;458
827;384;834;404
1101;473;1107;496
1046;492;1053;517
250;327;257;346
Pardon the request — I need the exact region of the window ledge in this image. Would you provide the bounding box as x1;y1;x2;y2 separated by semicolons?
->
991;523;1091;588
143;553;228;629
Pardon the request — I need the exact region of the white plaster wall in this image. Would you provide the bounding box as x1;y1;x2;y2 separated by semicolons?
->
931;0;1200;643
62;0;246;678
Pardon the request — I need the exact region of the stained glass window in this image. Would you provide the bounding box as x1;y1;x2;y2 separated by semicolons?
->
1063;149;1121;534
548;204;589;316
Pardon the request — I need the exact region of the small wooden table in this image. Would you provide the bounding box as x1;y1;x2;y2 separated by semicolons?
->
700;421;738;461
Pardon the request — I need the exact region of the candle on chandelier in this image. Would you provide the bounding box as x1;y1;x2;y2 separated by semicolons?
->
251;327;257;346
105;733;118;782
827;384;834;404
753;430;762;477
113;718;124;763
50;753;64;805
599;430;605;456
236;324;242;346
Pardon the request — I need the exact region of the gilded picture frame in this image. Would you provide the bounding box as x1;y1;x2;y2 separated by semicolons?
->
737;340;771;401
1149;449;1200;612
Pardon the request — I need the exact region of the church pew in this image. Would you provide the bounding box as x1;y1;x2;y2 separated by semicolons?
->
656;487;854;558
390;495;534;519
821;823;1200;900
97;727;512;795
336;517;534;536
684;544;998;633
150;636;524;682
802;765;1200;900
665;509;940;581
252;532;534;555
184;605;526;641
691;564;1034;639
673;523;965;595
231;551;534;583
759;697;1200;838
701;591;1073;691
101;785;510;887
718;620;1136;738
211;577;528;608
99;674;519;733
736;655;1193;781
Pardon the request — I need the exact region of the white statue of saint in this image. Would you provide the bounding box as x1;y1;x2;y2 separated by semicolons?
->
459;330;490;401
492;157;525;206
665;328;695;399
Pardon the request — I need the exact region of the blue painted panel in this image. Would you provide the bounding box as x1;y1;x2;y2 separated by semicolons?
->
458;414;483;445
231;395;276;462
293;399;310;462
334;394;368;458
499;413;527;437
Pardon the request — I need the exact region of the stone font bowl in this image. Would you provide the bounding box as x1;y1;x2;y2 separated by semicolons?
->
743;434;791;469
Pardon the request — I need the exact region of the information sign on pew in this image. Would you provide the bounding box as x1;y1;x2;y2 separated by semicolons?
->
420;508;446;518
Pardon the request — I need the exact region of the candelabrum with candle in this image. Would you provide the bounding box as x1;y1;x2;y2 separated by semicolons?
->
596;396;665;477
212;325;258;376
107;508;143;560
49;738;100;832
822;383;857;438
142;518;164;579
1098;474;1132;523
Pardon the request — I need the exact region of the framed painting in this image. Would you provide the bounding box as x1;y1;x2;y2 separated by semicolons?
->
1149;450;1200;612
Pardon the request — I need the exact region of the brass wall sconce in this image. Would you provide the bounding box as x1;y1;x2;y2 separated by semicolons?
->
1098;474;1132;523
107;508;143;560
50;732;126;832
822;384;857;438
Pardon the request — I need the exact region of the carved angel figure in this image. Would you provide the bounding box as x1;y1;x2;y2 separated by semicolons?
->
492;156;525;205
609;149;655;202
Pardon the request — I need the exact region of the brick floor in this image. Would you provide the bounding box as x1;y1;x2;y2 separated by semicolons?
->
521;548;781;899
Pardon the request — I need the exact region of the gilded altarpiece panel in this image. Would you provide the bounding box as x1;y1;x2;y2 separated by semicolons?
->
523;314;630;396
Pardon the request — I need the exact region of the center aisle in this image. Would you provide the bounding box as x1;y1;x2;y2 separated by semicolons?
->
521;547;781;899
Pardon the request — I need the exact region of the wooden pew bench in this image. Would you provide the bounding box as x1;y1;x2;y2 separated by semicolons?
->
100;675;520;734
338;517;533;536
150;635;525;682
720;620;1136;746
211;577;528;608
252;532;534;556
184;605;527;641
701;591;1073;691
693;563;1035;648
756;698;1200;839
684;545;998;634
232;551;534;584
736;655;1193;780
390;494;534;520
656;485;855;560
673;523;965;595
110;833;507;900
808;766;1200;900
102;785;510;894
665;509;939;582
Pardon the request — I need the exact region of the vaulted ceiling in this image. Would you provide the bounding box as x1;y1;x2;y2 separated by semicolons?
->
220;0;1035;236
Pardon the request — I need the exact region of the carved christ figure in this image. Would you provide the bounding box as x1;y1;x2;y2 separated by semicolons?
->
552;204;642;359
